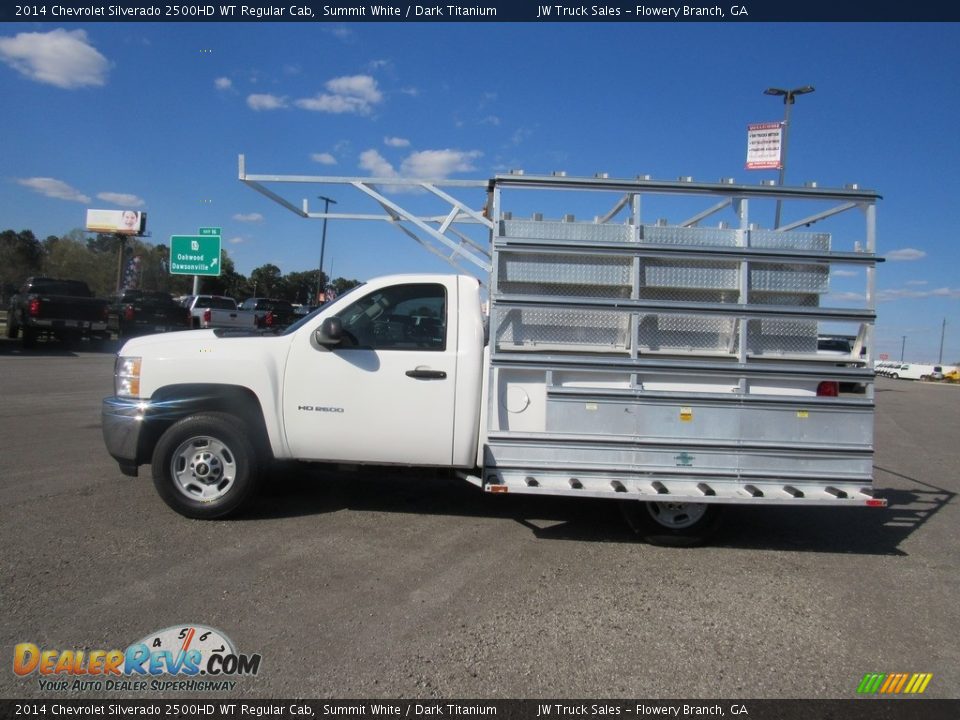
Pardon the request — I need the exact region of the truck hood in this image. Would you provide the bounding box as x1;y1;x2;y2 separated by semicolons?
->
118;328;291;358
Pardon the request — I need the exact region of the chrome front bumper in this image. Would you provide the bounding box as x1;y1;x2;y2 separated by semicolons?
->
102;396;150;476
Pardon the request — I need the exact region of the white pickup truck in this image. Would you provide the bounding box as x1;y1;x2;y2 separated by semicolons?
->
103;172;885;545
181;294;255;330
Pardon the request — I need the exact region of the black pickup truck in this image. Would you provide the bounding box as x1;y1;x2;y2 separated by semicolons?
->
6;277;110;348
107;290;193;339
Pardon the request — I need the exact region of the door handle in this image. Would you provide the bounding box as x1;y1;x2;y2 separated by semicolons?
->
406;369;447;380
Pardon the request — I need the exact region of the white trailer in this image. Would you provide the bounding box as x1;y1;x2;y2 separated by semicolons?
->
102;163;884;545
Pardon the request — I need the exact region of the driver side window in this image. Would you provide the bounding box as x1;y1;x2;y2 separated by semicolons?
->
334;283;446;351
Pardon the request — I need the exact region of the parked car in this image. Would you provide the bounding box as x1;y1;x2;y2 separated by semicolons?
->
6;277;109;348
107;290;192;339
238;297;297;329
180;295;252;329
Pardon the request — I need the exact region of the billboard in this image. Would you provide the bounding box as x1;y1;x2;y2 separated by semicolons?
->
745;122;783;170
85;208;146;235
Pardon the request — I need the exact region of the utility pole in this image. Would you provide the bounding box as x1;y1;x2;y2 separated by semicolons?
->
938;318;946;364
764;85;815;229
316;195;337;303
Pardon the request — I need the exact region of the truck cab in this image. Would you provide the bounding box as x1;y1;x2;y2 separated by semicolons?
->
102;275;486;518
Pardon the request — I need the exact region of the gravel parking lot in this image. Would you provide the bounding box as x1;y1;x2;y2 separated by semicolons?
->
1;337;957;700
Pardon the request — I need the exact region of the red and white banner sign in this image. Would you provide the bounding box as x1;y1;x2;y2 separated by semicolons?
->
746;122;783;170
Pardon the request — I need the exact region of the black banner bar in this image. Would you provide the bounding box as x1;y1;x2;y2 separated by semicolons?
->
1;700;959;720
2;1;959;23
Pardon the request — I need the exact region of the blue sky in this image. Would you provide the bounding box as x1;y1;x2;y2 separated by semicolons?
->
1;22;959;362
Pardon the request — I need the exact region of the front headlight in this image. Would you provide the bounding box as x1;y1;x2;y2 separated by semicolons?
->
115;356;142;398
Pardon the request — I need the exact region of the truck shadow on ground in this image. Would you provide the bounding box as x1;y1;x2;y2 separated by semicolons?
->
243;463;952;555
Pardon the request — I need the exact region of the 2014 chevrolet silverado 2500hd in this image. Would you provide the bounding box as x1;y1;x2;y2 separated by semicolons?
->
102;171;884;545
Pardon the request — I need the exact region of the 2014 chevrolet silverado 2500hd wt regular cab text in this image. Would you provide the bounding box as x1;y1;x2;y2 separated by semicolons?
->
102;171;885;545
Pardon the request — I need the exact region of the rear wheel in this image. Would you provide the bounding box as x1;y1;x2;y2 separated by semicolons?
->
620;500;723;547
152;413;260;519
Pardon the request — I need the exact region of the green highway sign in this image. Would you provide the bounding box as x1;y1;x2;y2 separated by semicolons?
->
199;227;222;236
170;235;222;276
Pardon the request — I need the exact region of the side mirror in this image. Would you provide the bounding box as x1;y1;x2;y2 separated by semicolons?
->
315;317;343;347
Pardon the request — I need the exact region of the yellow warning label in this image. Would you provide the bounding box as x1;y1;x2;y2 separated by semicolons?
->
797;410;809;419
680;406;693;422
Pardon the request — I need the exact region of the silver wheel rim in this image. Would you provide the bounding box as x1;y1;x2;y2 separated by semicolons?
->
170;435;237;503
646;501;708;529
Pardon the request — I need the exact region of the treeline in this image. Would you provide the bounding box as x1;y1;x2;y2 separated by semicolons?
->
0;229;360;304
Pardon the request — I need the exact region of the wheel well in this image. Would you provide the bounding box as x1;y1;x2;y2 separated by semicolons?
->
139;384;272;465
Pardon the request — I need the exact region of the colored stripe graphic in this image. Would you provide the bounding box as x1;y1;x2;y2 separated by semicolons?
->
858;673;932;694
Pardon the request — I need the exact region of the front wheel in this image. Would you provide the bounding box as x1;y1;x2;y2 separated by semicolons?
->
152;413;260;519
620;500;723;547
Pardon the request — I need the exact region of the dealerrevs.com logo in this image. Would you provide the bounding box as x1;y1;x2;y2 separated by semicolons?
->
13;625;262;692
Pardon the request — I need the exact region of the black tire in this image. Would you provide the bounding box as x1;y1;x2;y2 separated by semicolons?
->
151;413;261;519
620;500;723;547
21;326;37;349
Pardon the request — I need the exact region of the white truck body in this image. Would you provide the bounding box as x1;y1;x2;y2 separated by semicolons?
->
103;171;885;542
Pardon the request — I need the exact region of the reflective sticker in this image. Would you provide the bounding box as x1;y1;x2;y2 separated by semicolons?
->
680;406;693;422
797;410;809;419
585;403;598;411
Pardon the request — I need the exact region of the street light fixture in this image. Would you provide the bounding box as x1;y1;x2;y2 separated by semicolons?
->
764;85;815;229
316;195;337;303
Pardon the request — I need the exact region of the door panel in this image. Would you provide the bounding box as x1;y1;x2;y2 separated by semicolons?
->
282;282;458;466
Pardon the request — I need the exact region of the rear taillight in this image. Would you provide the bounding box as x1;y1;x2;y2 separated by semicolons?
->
202;308;212;325
817;381;839;397
265;311;274;327
123;305;135;321
28;298;41;317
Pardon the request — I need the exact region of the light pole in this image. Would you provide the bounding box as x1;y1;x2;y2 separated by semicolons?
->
900;335;906;362
764;85;815;229
316;195;337;303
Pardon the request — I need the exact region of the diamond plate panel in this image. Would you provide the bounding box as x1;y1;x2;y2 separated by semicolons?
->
640;225;739;247
497;252;632;298
750;229;831;251
637;313;738;353
501;219;633;244
750;263;829;293
747;318;818;354
494;307;630;351
642;258;739;290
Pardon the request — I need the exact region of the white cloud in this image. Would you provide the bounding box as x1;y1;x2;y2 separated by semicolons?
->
359;149;398;177
228;236;246;245
214;77;233;90
296;74;383;115
311;153;337;165
885;248;926;261
400;86;420;97
358;148;483;188
400;149;482;178
233;213;264;223
384;136;410;148
833;269;858;278
0;29;109;89
906;280;929;286
97;192;144;207
17;177;90;203
878;286;960;301
481;115;501;126
247;93;287;110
